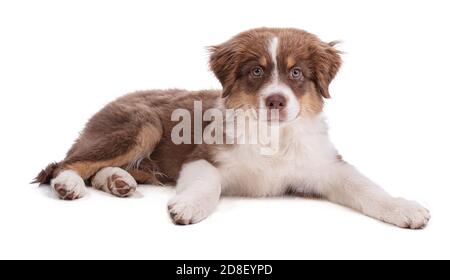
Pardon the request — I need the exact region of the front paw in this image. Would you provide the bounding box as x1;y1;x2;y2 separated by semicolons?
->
167;195;211;225
378;198;430;229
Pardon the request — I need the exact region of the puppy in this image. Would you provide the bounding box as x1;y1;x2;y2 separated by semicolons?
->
34;28;430;229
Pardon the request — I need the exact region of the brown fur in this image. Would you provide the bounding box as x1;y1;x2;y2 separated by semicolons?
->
63;125;161;179
33;162;59;184
299;83;324;116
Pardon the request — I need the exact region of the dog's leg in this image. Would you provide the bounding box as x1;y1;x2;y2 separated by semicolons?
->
51;125;162;200
168;160;221;225
91;167;137;197
321;162;430;229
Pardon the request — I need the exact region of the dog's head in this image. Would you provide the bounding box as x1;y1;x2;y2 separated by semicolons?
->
209;28;341;122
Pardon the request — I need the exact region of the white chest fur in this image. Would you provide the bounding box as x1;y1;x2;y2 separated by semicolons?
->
215;115;338;197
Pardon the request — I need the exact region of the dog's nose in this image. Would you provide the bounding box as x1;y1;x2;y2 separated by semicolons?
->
265;94;287;110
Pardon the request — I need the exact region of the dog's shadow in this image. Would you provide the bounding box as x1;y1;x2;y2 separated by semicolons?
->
35;184;165;200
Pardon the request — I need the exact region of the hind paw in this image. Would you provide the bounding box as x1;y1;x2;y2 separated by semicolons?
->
51;170;86;200
92;167;137;198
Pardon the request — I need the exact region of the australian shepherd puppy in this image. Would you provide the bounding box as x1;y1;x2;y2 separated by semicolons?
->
34;28;430;229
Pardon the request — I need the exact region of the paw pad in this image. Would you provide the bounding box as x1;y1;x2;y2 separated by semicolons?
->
106;174;136;197
53;183;82;200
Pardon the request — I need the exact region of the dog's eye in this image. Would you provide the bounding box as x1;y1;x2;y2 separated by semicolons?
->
251;66;264;78
290;67;302;79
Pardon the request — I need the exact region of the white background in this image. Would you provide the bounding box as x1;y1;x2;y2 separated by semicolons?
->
0;0;449;260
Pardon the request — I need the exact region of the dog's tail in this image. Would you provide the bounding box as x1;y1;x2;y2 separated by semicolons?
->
32;162;59;185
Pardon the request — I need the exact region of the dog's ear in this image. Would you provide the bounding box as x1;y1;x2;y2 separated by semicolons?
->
312;41;342;99
208;40;240;98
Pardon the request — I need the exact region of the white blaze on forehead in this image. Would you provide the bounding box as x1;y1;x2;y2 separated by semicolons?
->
269;37;279;80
